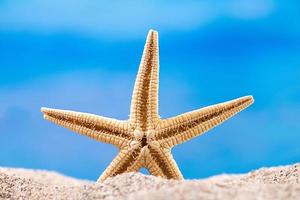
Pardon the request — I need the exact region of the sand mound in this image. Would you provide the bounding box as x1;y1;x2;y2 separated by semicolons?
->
0;163;299;200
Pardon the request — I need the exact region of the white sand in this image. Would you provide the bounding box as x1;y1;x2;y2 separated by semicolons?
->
0;163;299;200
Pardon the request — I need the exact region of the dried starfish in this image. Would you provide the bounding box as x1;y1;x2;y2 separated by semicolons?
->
41;30;254;182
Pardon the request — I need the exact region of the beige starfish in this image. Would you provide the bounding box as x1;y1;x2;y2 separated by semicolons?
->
41;29;254;182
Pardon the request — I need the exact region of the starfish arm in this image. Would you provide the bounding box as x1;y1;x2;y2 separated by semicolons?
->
145;147;183;180
41;107;131;148
130;30;160;130
156;95;254;147
98;147;142;182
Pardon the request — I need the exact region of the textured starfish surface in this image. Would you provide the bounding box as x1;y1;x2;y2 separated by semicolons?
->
41;30;254;182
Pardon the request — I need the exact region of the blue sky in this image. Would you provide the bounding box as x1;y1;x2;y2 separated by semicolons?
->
0;0;299;180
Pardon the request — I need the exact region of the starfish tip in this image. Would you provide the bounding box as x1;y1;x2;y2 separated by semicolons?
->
245;95;255;104
41;107;54;117
40;107;48;113
148;29;158;36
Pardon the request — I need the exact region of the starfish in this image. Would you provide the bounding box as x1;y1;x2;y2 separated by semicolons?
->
41;30;254;182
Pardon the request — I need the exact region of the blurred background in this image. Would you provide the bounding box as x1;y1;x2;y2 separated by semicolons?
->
0;0;299;180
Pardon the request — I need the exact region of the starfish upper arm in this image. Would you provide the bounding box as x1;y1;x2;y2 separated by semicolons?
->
155;96;254;148
41;107;131;148
129;30;160;130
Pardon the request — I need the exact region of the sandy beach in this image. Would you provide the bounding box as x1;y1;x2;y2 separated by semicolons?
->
0;163;299;200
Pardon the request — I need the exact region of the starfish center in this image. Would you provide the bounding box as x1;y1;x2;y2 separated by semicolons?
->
133;129;156;147
141;136;148;147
